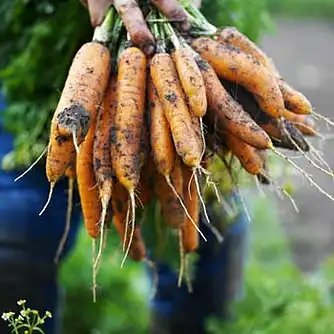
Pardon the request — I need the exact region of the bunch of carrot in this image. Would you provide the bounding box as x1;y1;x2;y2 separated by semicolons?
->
40;1;330;288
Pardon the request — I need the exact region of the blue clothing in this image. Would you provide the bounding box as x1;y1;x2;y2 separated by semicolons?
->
0;93;82;334
147;195;248;334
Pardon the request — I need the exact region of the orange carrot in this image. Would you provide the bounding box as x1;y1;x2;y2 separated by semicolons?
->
76;104;101;239
148;76;176;177
111;181;146;261
46;42;110;184
278;80;312;115
192;38;285;118
197;59;271;149
150;52;202;167
172;48;207;117
181;162;200;253
224;132;264;175
113;46;147;262
113;47;147;192
94;77;117;229
154;156;186;229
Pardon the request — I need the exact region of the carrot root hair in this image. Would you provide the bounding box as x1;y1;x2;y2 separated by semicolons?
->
54;177;74;264
121;190;136;268
39;182;55;216
92;238;97;303
14;146;47;182
165;175;207;242
177;230;185;288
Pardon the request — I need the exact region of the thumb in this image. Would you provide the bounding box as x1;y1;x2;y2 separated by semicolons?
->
86;0;113;27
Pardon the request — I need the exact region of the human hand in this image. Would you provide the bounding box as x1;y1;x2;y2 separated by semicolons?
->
80;0;193;55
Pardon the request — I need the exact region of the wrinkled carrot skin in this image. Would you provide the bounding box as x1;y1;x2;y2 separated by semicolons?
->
181;163;199;253
94;77;117;203
197;59;271;149
150;0;191;31
148;77;176;176
113;0;155;55
192;38;285;119
114;47;147;191
150;53;202;167
279;80;312;115
76;111;101;238
154;156;185;229
224;132;264;175
173;48;207;117
216;28;312;115
111;181;146;261
46;42;110;183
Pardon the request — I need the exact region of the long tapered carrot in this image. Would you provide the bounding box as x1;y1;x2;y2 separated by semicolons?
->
46;42;110;185
181;162;200;253
114;46;147;191
172;48;207;117
76;104;101;239
113;46;147;263
150;52;202;167
197;59;271;149
94;77;116;228
111;181;146;261
192;37;285;119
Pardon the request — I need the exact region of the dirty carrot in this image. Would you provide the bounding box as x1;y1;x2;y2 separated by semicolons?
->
224;131;264;175
192;37;285;118
181;162;200;253
172;48;207;117
46;42;110;185
113;46;147;263
76;105;101;239
150;52;202;167
197;59;271;149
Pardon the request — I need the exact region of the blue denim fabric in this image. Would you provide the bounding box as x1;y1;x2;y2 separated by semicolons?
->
147;193;248;331
0;95;82;334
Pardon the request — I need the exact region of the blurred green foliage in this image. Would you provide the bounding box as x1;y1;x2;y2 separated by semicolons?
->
268;0;334;18
207;195;334;333
201;0;274;41
0;0;92;170
60;228;150;334
61;194;334;333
